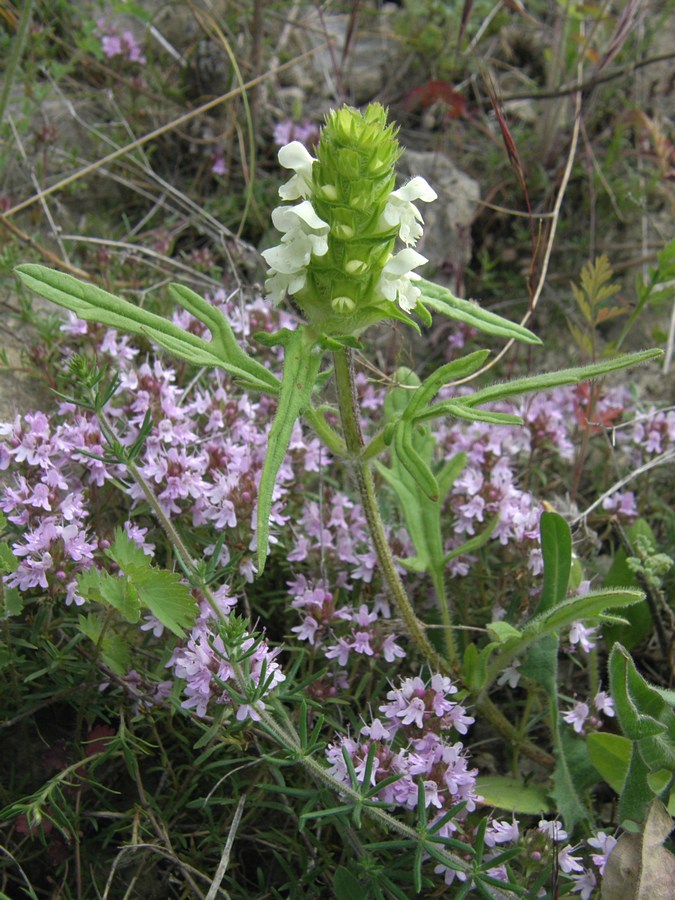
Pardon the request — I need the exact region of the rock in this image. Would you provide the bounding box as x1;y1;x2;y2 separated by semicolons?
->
398;150;480;291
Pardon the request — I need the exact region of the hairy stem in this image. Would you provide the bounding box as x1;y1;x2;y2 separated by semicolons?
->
332;349;451;674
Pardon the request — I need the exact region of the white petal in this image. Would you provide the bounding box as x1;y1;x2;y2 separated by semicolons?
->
392;176;437;203
277;142;316;200
272;201;328;235
383;248;428;276
261;233;312;274
278;141;315;174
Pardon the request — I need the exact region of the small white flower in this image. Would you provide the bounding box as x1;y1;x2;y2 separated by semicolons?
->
277;141;316;200
496;658;522;689
262;200;329;304
380;176;437;245
377;247;428;312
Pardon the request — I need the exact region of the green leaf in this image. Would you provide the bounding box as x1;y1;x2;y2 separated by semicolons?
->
14;265;277;394
619;745;655;823
106;527;150;571
257;328;322;572
454;349;663;409
417;404;524;426
77;612;131;675
77;568;141;623
603;520;656;649
393;421;439;501
475;775;551;815
0;542;18;575
333;867;364;900
463;641;498;692
126;565;197;638
418;279;542;345
168;283;278;392
486;621;522;644
538;511;572;613
609;644;668;741
406;350;490;418
587;732;631;794
550;730;595;831
2;587;23;616
524;589;644;640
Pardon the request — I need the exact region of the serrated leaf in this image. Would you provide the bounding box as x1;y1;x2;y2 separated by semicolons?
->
77;567;141;623
2;587;23;616
125;564;197;637
476;775;551;815
107;527;150;570
77;612;131;675
257;328;322;572
0;542;18;575
587;732;631;793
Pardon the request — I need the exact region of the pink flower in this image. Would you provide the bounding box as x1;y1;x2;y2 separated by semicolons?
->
563;700;590;734
569;621;598;653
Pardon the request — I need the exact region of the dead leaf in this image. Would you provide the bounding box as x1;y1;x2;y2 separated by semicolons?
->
602;799;675;899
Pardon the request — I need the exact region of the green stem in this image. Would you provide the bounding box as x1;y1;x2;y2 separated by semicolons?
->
332;349;450;674
304;405;348;457
0;0;34;131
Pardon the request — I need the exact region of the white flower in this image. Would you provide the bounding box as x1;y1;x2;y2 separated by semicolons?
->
563;700;590;734
377;247;428;312
261;200;329;304
277;141;316;200
496;658;521;689
380;176;437;245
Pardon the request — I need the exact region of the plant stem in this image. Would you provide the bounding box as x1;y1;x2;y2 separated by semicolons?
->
332;349;451;674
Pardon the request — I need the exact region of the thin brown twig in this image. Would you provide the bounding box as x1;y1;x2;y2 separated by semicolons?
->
452;69;585;387
486;51;674;103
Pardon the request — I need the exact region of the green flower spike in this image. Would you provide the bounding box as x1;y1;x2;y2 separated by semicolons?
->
262;104;437;336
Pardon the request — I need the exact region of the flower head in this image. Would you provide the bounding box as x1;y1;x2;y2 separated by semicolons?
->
263;104;436;334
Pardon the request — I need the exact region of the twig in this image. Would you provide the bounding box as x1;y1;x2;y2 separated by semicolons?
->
205;796;245;900
452;65;585;387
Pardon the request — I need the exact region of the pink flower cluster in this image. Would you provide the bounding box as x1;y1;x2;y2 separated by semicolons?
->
169;599;285;722
326;674;479;881
97;19;146;64
273;120;319;149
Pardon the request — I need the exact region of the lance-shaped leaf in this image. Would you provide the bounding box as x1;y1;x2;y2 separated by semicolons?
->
15;265;278;394
537;511;572;614
257;328;322;573
609;644;671;742
417;279;542;344
168;283;279;392
393;421;439;501
451;349;663;409
522;588;644;640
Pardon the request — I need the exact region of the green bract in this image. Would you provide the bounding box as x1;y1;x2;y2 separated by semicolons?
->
262;104;437;336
